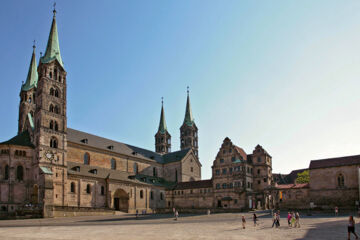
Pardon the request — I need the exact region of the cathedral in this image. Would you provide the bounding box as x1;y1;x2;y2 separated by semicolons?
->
0;9;201;217
3;8;354;219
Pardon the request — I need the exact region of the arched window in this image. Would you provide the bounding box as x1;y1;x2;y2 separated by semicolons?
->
49;72;52;79
54;69;57;80
133;163;138;174
110;158;116;170
50;137;58;148
54;121;59;131
54;89;59;98
338;174;345;187
49;120;54;130
54;105;59;114
49;104;54;112
140;190;143;199
4;165;9;180
84;153;90;165
16;165;24;181
86;184;91;194
101;186;105;195
50;88;54;96
70;182;75;193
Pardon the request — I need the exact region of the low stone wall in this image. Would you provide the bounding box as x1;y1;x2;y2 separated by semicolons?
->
52;206;115;218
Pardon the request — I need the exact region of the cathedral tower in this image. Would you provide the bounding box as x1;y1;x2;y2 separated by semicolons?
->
155;98;171;154
180;88;198;158
18;44;38;134
34;8;68;213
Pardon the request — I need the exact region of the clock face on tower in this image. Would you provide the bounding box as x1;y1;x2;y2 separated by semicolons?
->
45;151;54;160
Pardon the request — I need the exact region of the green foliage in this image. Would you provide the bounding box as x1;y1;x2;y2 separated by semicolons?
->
296;170;309;184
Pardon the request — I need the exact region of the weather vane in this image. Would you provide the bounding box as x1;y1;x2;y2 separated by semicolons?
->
161;97;164;105
187;86;189;95
33;40;36;48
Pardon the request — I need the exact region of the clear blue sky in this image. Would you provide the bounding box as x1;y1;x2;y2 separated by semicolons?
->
1;1;360;179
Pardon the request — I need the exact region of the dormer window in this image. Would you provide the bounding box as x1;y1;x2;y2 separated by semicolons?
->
72;166;80;172
108;145;114;150
89;169;97;174
81;139;88;144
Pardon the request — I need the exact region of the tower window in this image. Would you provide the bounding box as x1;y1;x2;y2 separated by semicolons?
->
50;88;54;96
54;105;60;114
101;186;105;195
257;157;261;162
191;167;193;172
70;182;75;193
140;190;143;199
50;137;58;148
50;120;54;130
84;153;90;165
16;165;24;181
49;104;54;112
54;89;59;98
54;122;59;131
86;184;91;194
4;165;9;180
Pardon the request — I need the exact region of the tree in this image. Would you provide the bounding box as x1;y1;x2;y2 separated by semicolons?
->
296;170;309;184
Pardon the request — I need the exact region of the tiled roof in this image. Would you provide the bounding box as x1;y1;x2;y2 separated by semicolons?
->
163;149;191;164
276;183;309;189
173;179;213;190
234;146;247;160
309;155;360;169
0;131;34;148
67;128;189;164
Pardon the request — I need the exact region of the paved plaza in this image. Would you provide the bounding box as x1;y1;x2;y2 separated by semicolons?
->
0;212;356;240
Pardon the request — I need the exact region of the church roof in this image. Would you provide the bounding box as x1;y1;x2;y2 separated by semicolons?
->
309;155;360;169
183;91;195;126
67;128;190;164
0;130;34;148
40;10;63;67
21;45;38;91
157;103;168;134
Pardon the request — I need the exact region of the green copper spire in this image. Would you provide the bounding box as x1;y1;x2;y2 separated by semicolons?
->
40;8;63;67
183;87;194;126
21;43;38;91
158;97;168;134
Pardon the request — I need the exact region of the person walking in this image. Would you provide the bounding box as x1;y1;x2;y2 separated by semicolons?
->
348;216;359;239
295;212;300;228
335;206;339;217
174;210;179;221
287;212;292;227
242;215;246;229
291;212;296;227
276;211;280;227
253;213;258;227
272;213;277;228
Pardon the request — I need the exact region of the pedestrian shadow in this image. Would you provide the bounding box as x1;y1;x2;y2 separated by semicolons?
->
294;219;353;240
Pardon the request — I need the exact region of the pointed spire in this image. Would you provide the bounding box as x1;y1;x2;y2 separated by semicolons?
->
21;43;38;91
40;5;63;67
158;97;168;134
183;87;194;126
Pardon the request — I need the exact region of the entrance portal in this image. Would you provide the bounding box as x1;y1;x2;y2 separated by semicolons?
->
113;189;129;212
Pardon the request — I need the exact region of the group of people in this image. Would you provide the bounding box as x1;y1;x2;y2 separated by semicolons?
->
287;212;301;228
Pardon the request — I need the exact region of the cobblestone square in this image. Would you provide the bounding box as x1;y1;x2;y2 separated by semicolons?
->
0;213;356;240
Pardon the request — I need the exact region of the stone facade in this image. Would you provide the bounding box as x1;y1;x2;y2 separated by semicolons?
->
0;10;200;217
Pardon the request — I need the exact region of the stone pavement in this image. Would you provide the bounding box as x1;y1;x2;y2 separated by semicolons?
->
0;212;356;240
